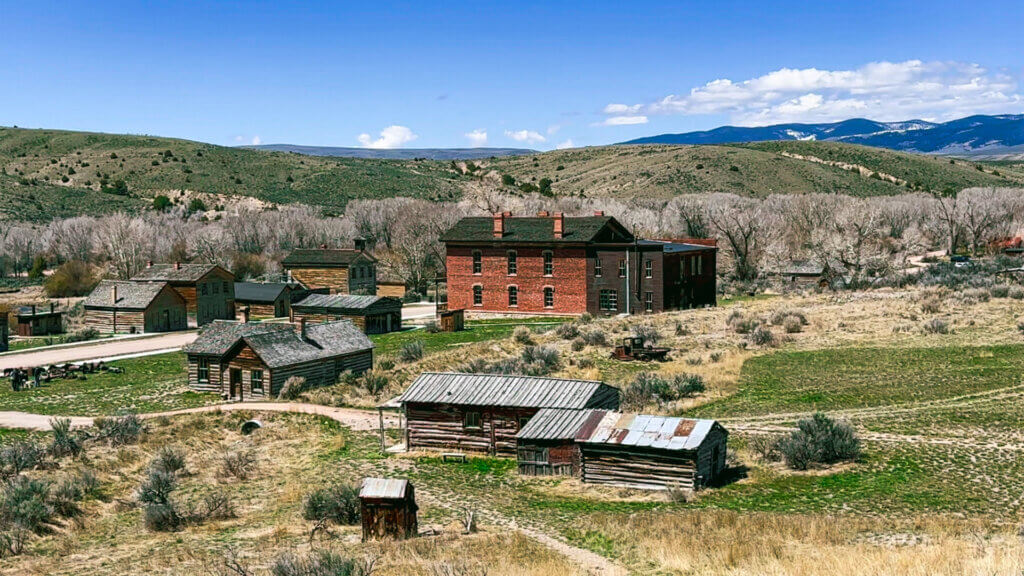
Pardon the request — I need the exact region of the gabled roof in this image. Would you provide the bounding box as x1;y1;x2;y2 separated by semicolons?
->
516;408;605;441
84;280;176;310
399;372;620;410
183;319;373;368
576;412;725;451
440;216;633;244
293;293;401;314
359;478;410;500
282;249;377;268
234;282;292;303
132;263;233;283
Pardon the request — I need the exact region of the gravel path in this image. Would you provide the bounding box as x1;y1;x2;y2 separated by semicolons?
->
0;331;198;371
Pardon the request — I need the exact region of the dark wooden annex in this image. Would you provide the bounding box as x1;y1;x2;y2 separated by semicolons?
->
359;477;417;541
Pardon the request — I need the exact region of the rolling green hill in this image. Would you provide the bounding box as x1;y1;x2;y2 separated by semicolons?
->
3;126;1023;221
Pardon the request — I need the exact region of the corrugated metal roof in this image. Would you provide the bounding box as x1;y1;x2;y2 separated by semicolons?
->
576;411;722;452
398;372;620;410
516;408;607;441
293;293;400;314
359;477;409;499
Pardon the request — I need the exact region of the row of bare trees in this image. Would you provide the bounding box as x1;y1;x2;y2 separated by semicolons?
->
2;187;1023;289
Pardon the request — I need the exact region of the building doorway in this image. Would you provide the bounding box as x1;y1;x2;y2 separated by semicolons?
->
230;369;243;400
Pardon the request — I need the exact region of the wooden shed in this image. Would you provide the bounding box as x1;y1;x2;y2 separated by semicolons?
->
397;372;620;456
437;309;464;332
575;412;728;490
234;282;294;318
359;478;417;541
132;262;235;326
15;303;64;336
515;408;597;476
291;294;402;334
83;281;188;334
183;319;374;400
282;244;377;295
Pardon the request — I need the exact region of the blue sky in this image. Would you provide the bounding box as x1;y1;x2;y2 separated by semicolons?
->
1;0;1022;150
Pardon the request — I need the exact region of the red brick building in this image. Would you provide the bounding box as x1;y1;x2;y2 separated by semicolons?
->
440;212;716;316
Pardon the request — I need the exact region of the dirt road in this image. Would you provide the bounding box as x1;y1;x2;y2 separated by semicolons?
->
0;332;199;371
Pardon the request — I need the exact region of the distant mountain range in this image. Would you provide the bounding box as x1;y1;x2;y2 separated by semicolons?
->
620;114;1024;158
245;144;537;160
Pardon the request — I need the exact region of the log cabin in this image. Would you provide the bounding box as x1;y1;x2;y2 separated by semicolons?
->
517;409;728;490
282;240;378;295
83;281;188;334
359;478;418;541
290;293;402;334
131;262;235;326
233;282;295;318
396;372;620;456
14;303;64;336
183;318;373;400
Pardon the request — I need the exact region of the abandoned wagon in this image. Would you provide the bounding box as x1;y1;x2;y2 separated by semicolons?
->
290;293;402;334
233;282;295;319
84;281;188;334
359;477;418;541
183;318;373;400
132;262;235;326
14;303;64;336
396;372;620;456
575;412;728;490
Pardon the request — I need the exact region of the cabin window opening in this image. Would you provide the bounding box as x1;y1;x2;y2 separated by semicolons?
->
507;250;517;275
644;259;653;278
472;250;482;274
223;281;230;293
213;282;219;294
695;255;703;275
197;358;210;383
599;289;617;311
518;416;531;430
543;251;553;276
594;257;602;277
464;411;482;429
251;370;264;394
543;286;554;308
645;291;654;312
618;259;626;278
473;285;483;306
508;285;518;307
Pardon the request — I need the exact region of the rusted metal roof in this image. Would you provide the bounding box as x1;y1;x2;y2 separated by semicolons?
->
398;372;620;410
516;408;607;441
359;477;409;500
576;411;722;451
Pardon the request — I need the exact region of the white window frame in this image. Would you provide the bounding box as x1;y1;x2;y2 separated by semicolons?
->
508;285;518;307
543;286;554;308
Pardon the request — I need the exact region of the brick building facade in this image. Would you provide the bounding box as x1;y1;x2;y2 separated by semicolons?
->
441;212;716;316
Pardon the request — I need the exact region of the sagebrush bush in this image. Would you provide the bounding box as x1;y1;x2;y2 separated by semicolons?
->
399;340;425;363
778;413;860;470
675;321;690;336
521;345;560;372
278;376;306;400
0;476;54;533
359;370;389;395
137;469;176;506
632;324;661;346
512;326;533;345
197;491;235;521
570;337;585;352
727;311;761;334
1009;286;1024;300
48;418;82;459
65;327;100;344
782;315;804;334
989;284;1011;298
709;350;724;363
151;446;186;476
581;328;607;346
423;321;441;334
302;483;360;526
919;296;942;314
578;312;594;324
143;502;182;532
770;309;807;326
747;325;777;347
923;317;950;334
0;441;46;479
622;372;705;409
93;414;145;446
271;550;372;576
959;287;990;304
220;449;257;480
555;322;580;339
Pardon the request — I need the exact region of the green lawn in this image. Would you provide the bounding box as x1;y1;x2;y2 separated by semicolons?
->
369;317;572;358
7;333;112;352
0;352;217;416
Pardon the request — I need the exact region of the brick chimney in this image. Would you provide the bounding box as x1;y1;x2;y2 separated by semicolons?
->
593;210;605;217
111;284;118;304
50;302;55;314
174;261;181;270
537;210;549;217
492;212;505;238
553;212;564;239
31;304;36;315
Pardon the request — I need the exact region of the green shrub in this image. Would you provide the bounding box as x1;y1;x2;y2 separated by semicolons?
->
359;370;389;395
271;549;372;576
581;329;607;347
777;413;860;470
44;261;97;298
555;322;580;340
632;324;661;346
137;469;176;506
65;327;100;344
151;446;186;476
0;476;53;533
747;326;777;347
570;337;585;352
48;418;83;459
376;358;395;371
521;345;560;372
187;198;207;212
302;483;360;526
152;195;171;211
0;442;45;479
143;502;182;532
923;317;950;334
399;340;425;363
622;372;705;409
782;316;804;334
94;414;146;446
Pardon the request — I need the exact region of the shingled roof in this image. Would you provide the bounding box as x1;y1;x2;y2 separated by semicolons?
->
293;294;401;314
183;319;373;368
234;282;292;303
84;281;175;310
398;372;620;410
132;263;232;283
440;216;632;244
282;249;376;268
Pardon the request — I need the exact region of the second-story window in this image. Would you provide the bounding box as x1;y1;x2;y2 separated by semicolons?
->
472;250;482;274
594;257;603;277
543;251;553;276
507;250;517;275
618;259;627;278
644;259;653;278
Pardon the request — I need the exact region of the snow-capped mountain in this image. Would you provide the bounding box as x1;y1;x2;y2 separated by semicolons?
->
620;114;1024;155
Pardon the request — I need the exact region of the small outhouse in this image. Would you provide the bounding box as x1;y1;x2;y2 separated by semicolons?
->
359;478;417;541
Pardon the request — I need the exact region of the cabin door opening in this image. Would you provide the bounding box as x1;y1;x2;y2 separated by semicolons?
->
161;310;170;331
230;369;243;400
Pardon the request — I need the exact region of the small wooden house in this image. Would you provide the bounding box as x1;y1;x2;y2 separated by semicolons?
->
282;242;378;295
132;262;235;326
376;280;407;299
183;319;373;400
84;281;188;334
14;303;64;336
437;309;464;332
359;478;418;541
234;282;294;318
291;294;402;334
0;311;8;352
397;372;620;456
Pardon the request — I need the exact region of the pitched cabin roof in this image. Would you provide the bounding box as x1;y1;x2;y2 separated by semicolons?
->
84;281;176;310
516;408;605;441
440;215;633;244
359;478;410;500
293;293;401;315
183;319;373;367
575;411;725;451
234;282;292;303
282;249;377;268
132;263;233;283
398;372;620;410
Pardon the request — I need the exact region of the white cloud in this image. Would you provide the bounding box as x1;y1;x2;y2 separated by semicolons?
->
598;115;649;126
464;129;487;146
603;60;1024;125
556;139;575;150
504;129;546;145
546;124;562;135
357;125;418;149
250;136;262;146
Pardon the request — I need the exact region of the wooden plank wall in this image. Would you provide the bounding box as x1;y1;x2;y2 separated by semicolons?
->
288;268;350;293
581;445;698;490
405;405;536;456
83;309;145;334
